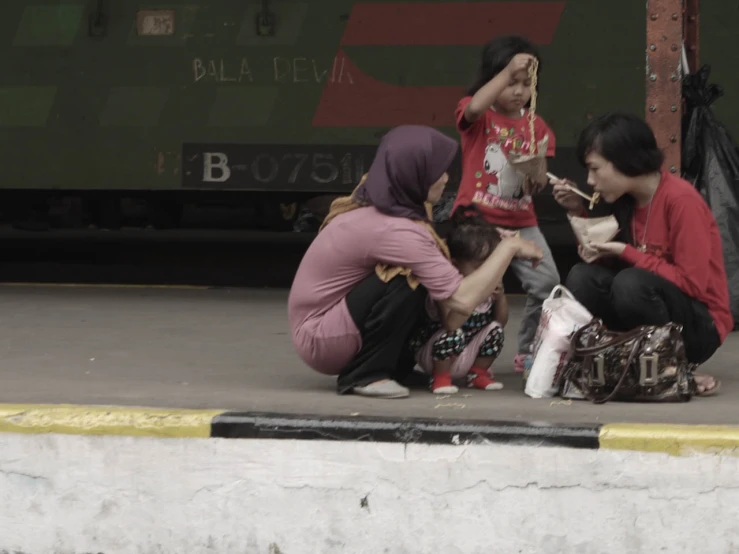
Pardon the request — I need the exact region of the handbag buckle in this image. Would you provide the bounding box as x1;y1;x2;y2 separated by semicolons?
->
590;354;606;386
639;354;659;386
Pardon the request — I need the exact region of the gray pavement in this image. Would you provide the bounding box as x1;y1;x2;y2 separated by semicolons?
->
0;285;736;425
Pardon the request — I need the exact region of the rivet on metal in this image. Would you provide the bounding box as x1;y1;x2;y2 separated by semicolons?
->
671;74;679;82
671;13;679;20
671;44;679;51
649;105;657;112
650;44;656;51
650;74;657;82
670;136;677;143
650;13;658;21
671;105;678;112
670;166;677;173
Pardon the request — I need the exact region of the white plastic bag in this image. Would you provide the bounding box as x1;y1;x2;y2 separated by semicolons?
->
525;285;593;399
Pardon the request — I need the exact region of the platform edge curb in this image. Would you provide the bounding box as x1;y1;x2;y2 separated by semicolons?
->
1;404;738;456
0;404;223;438
210;412;602;449
598;423;739;457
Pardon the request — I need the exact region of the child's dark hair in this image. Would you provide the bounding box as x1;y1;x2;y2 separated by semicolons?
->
467;35;541;96
446;205;501;262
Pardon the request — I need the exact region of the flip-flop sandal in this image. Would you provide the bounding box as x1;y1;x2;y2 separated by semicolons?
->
696;378;722;397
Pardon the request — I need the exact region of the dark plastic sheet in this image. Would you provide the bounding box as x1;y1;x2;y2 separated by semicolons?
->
682;65;739;330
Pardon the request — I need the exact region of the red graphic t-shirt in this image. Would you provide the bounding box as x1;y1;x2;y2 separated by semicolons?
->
452;96;556;228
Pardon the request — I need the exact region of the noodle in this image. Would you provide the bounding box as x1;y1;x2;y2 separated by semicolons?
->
527;58;539;155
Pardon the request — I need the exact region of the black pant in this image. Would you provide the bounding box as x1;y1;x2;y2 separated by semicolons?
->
565;264;721;364
338;274;427;394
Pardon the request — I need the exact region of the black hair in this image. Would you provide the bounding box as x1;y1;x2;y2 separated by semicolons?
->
446;204;501;262
576;112;665;176
467;35;541;97
576;113;666;245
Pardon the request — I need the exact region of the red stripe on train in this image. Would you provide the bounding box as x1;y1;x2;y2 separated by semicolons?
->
312;52;463;127
313;1;566;127
341;2;566;46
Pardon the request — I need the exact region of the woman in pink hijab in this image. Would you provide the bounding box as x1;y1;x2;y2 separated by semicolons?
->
288;125;543;399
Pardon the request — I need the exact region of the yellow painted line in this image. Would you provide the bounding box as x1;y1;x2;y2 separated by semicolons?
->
0;282;209;290
0;404;224;438
600;423;739;457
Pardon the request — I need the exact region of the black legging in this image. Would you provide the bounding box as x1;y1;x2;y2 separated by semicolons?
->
338;274;427;394
565;263;721;364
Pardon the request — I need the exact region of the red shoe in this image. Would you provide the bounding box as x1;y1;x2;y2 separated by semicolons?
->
467;367;504;391
431;373;459;395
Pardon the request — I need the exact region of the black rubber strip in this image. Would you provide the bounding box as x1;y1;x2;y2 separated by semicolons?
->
211;412;601;449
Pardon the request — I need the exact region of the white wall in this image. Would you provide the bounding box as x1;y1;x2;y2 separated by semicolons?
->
0;433;738;554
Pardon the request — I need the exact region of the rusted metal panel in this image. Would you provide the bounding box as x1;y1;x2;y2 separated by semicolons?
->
683;0;700;73
646;0;683;174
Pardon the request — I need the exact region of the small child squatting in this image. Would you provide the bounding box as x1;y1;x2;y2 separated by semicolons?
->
410;206;510;394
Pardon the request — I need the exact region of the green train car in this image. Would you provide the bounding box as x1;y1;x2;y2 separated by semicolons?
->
0;0;737;237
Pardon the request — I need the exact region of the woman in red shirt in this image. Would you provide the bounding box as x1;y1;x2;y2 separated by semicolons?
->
553;113;733;396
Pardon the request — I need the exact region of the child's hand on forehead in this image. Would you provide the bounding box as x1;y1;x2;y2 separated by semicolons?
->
505;54;536;77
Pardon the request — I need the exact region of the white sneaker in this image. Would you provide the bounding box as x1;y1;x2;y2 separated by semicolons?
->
354;380;410;399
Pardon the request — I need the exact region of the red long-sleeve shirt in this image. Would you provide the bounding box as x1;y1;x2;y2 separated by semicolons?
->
617;172;733;342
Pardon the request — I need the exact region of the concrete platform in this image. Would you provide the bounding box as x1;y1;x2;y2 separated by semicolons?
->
0;285;736;426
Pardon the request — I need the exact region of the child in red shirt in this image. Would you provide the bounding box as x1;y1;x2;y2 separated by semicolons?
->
453;35;559;373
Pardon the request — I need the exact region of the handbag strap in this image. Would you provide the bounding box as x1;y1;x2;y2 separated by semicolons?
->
574;325;652;356
562;319;649;404
555;318;605;390
591;336;644;405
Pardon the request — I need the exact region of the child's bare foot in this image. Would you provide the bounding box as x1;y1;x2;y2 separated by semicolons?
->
431;373;459;395
467;367;504;391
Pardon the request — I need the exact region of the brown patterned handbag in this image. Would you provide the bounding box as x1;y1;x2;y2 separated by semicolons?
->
558;319;696;404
